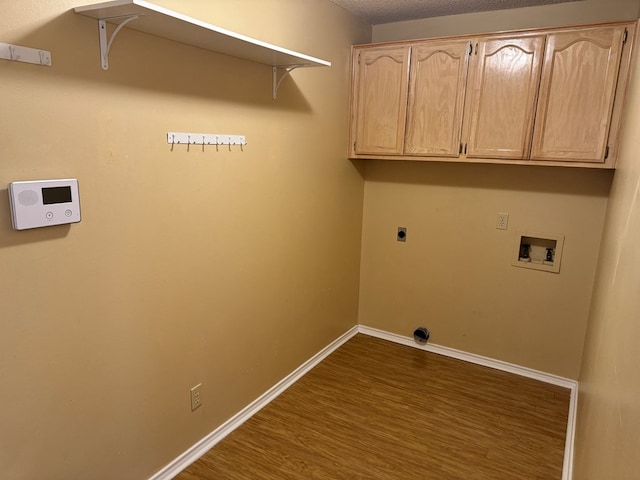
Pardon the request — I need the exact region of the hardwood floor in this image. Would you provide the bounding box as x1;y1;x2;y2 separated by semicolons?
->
174;334;570;480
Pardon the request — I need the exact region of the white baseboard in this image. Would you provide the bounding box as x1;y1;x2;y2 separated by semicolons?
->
149;323;577;480
563;381;578;480
148;325;359;480
357;325;578;480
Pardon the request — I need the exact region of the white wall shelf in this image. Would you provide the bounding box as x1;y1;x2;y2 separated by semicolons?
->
73;0;331;98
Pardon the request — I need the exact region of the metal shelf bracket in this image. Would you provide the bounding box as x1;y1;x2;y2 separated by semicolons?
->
272;66;300;99
98;15;139;70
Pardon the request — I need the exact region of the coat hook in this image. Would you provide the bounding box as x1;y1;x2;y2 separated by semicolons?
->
170;135;175;152
187;135;191;152
216;136;219;152
228;136;231;151
202;135;205;152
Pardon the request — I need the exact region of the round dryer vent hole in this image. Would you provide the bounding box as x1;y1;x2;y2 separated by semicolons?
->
413;327;430;345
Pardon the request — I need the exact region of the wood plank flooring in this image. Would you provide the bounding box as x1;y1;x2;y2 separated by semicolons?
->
174;334;570;480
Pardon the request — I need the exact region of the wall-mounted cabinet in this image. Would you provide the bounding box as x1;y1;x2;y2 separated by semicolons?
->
348;22;635;168
405;39;470;157
463;34;545;161
352;46;410;155
530;27;626;163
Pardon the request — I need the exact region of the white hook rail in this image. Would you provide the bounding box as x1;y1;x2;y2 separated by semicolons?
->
0;43;52;66
167;132;246;149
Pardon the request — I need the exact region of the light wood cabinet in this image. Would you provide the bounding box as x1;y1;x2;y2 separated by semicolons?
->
531;26;626;163
348;21;635;168
351;45;410;155
463;35;545;160
405;40;471;157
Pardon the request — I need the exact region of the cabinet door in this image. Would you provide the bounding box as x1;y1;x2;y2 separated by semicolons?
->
464;35;545;159
405;40;471;157
531;27;625;162
352;46;410;155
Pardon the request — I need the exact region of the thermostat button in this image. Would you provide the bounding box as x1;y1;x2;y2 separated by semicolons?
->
46;211;54;220
65;210;72;217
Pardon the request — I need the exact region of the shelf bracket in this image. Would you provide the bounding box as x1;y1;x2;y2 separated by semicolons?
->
98;15;139;70
272;66;300;99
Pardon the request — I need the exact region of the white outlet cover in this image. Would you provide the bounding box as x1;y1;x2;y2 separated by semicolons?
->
496;213;509;230
190;383;202;411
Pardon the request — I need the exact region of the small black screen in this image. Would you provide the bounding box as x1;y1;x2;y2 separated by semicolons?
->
42;186;72;205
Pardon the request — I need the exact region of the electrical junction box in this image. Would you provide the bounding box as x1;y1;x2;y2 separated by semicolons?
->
8;179;81;230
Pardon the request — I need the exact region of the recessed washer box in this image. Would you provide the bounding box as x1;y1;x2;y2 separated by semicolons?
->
8;179;81;230
512;230;564;274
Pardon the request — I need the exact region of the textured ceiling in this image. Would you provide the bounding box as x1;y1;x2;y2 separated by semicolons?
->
327;0;584;24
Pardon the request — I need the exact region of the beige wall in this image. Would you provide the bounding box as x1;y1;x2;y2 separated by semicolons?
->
573;22;640;479
0;1;370;478
359;162;611;378
373;0;639;42
357;0;640;379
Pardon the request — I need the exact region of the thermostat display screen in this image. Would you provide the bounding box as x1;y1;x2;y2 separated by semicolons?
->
42;186;72;205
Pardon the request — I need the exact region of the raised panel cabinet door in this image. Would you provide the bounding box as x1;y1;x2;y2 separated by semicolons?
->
464;35;545;159
405;40;471;157
353;46;410;155
531;26;626;162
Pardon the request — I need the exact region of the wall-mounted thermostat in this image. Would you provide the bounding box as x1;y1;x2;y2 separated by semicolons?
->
8;179;81;230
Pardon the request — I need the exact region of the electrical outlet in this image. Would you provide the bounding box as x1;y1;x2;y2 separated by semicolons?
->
496;213;509;230
190;383;202;411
